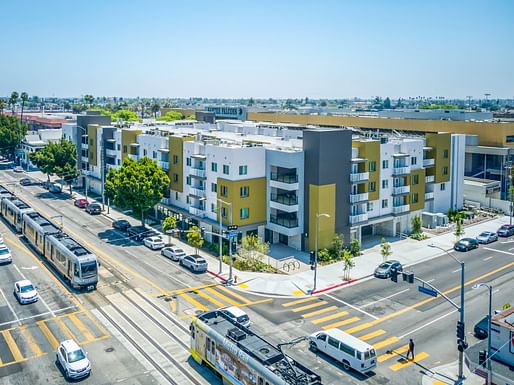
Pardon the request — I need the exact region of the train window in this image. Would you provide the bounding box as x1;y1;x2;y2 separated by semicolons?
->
211;341;215;354
258;378;264;385
74;263;80;277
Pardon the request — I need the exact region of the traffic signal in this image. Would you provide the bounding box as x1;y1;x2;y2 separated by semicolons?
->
309;251;315;265
200;227;205;237
457;339;468;352
478;350;487;366
456;321;465;340
390;269;398;283
402;271;414;284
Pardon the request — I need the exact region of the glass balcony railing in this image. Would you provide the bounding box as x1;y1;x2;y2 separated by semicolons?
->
270;173;298;184
270;215;299;228
270;194;298;205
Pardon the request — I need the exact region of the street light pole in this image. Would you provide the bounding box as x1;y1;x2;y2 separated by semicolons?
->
217;198;232;276
473;283;493;385
505;162;513;225
313;213;330;292
228;203;233;285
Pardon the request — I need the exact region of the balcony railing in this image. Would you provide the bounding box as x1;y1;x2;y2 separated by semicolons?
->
392;185;410;195
349;213;368;225
423;158;435;167
189;206;205;217
270;194;298;205
350;192;369;203
392;204;410;215
425;192;434;200
350;172;369;183
270;215;299;228
158;161;169;171
105;149;117;157
270;173;298;184
425;175;435;183
190;167;206;178
127;154;138;160
189;187;205;197
392;166;411;176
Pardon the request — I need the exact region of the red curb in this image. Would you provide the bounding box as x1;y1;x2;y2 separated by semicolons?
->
208;270;227;283
311;278;358;295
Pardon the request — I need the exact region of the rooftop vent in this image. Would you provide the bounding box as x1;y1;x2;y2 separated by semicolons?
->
227;328;246;342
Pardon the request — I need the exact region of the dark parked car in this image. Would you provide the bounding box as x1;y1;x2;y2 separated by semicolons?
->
374;260;403;278
476;231;498;244
85;203;102;215
497;224;514;237
112;219;132;232
454;238;479;252
49;183;62;193
127;226;159;241
474;315;489;339
41;181;53;190
20;178;33;186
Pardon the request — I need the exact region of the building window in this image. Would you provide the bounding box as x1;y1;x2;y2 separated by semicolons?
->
440;183;446;191
175;192;179;200
411;157;417;165
172;173;178;183
123;145;127;153
223;165;230;175
211;162;217;172
369;161;376;172
211;203;216;213
411;175;419;185
152;151;157;159
239;165;247;175
186;176;191;185
117;144;120;151
186;196;190;204
89;139;93;146
211;183;217;193
382;180;388;189
186;157;191;166
240;186;249;197
411;193;418;204
382;199;388;208
173;155;179;164
240;208;249;219
143;149;147;156
221;207;227;218
382;160;389;169
368;181;376;192
443;166;448;175
117;159;120;165
220;185;228;197
443;149;449;159
367;202;373;211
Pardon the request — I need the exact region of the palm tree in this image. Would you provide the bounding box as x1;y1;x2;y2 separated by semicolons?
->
0;99;5;115
83;94;94;108
20;92;28;121
9;91;18;114
151;102;160;118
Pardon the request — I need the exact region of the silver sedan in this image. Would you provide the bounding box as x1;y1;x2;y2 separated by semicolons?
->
476;231;498;244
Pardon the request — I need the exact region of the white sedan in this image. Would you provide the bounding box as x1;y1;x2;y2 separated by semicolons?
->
143;236;165;250
14;280;38;304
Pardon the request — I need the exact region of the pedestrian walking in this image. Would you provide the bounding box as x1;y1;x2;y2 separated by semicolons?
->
406;339;415;360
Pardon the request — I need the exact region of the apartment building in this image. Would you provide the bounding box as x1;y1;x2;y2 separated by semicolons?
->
65;118;464;251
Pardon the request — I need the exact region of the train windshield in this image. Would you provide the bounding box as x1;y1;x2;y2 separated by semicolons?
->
80;261;97;277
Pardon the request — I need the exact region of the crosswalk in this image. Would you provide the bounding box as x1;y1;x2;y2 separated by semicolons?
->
160;284;271;315
281;296;430;372
0;310;110;369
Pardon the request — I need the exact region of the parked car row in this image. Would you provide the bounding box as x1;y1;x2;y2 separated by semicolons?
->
453;223;514;252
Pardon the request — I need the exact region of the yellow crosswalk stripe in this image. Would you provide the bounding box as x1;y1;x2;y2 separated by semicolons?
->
37;320;59;350
389;352;429;371
373;336;399;350
377;345;409;363
181;292;209;311
196;290;225;308
55;318;76;341
167;283;218;295
68;314;95;343
282;297;317;307
322;316;360;330
205;287;241;307
312;311;349;324
216;286;250;304
302;306;338;319
292;301;328;313
2;330;24;362
432;381;447;385
18;326;44;358
344;322;374;334
360;329;386;341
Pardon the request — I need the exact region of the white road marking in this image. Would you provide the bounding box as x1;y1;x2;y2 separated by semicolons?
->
484;247;514;256
0;288;21;326
483;256;493;261
13;263;56;317
493;289;500;294
20;266;38;270
0;305;76;327
398;310;458;339
324;294;379;320
452;269;461;273
361;288;410;308
426;279;435;283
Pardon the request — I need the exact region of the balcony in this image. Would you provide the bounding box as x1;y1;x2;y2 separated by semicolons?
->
425;175;435;183
270;173;298;183
158;160;169;171
425;192;434;200
392;204;410;215
190;167;206;178
105;149;117;157
270;194;298;205
350;172;369;183
189;206;205;218
270;215;299;228
189;187;205;198
349;213;368;225
392;166;411;176
423;158;435;167
127;154;138;161
392;185;410;195
350;192;368;203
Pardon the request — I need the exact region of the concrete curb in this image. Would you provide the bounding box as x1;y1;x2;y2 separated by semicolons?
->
311;278;359;295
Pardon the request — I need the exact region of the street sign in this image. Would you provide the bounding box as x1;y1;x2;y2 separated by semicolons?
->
418;286;438;297
228;232;239;239
227;225;238;231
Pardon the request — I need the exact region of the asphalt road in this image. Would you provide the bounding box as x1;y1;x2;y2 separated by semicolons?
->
1;169;513;385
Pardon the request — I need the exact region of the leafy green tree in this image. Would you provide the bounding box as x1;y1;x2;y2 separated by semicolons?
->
454;217;465;240
187;225;204;255
9;91;18;114
112;109;139;122
20;92;28;121
330;234;344;260
151;102;160;118
239;234;269;261
0;115;27;159
83;95;94;108
0;99;5;115
105;157;170;226
411;216;422;235
185;114;196;120
316;248;332;264
383;97;391;109
158;111;184;121
380;238;392;262
342;250;355;280
349;238;361;257
162;216;177;245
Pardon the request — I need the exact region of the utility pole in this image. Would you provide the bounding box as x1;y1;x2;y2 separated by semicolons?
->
101;133;105;211
228;203;233;285
466;96;472;111
505;162;513;225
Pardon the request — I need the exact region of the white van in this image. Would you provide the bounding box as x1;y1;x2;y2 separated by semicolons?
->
309;328;377;373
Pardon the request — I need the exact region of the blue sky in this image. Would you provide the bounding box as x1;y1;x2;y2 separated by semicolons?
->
1;0;513;99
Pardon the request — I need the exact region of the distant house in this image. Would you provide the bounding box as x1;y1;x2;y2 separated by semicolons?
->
17;129;62;170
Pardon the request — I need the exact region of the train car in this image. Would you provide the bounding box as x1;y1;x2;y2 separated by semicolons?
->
22;211;61;256
190;310;322;385
1;195;34;233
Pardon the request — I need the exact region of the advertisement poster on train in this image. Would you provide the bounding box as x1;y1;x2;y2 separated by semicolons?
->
215;342;258;385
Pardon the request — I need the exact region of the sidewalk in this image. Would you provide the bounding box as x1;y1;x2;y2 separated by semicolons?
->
421;360;484;385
